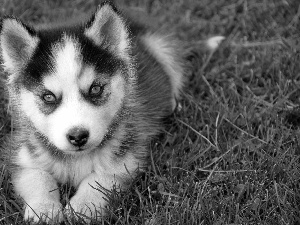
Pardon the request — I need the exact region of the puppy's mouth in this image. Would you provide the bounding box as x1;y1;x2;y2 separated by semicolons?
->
69;145;93;153
75;146;96;152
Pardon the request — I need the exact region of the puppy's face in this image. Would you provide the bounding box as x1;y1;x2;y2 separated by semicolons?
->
20;36;126;153
0;4;133;154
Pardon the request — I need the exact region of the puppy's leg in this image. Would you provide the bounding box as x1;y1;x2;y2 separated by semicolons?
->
14;168;63;223
66;172;117;221
66;153;139;222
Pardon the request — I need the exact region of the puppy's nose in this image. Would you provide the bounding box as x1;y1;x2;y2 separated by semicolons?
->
67;127;89;147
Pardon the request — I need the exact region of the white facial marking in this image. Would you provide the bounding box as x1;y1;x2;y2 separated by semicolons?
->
54;37;82;79
43;36;82;94
78;66;97;91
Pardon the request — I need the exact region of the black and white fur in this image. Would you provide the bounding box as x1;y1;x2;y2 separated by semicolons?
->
0;2;184;223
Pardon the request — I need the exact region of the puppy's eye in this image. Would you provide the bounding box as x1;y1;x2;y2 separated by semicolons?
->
42;93;56;103
89;84;104;96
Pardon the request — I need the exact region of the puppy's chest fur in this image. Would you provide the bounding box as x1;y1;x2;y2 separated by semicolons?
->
18;141;104;187
16;124;138;187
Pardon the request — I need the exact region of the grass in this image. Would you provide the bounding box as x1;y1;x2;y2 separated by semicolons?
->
1;0;300;224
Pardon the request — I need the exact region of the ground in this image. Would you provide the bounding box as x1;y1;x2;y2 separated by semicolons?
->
0;0;300;224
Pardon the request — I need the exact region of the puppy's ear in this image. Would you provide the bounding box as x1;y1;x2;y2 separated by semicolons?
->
0;17;39;78
84;2;130;58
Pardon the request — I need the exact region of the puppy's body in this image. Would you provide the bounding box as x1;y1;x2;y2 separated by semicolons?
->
0;2;184;222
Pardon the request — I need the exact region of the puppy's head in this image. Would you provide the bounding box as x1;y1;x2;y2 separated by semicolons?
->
0;3;135;154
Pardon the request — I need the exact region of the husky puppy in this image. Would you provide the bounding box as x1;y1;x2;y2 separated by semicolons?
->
0;2;184;222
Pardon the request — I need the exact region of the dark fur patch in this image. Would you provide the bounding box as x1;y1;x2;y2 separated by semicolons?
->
17;24;125;91
134;39;173;117
26;141;41;158
97;103;129;148
35;90;62;115
81;83;110;107
116;129;138;157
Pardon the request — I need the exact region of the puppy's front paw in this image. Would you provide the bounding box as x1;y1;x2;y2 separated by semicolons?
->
65;193;106;222
24;201;63;223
